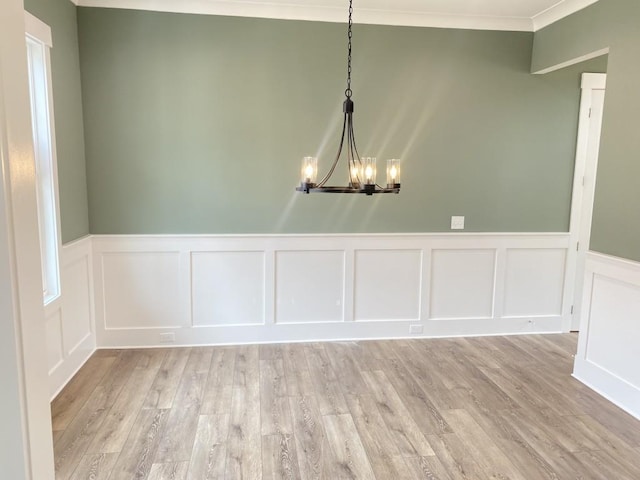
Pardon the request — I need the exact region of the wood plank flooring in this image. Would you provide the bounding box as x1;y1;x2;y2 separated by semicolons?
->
51;334;640;479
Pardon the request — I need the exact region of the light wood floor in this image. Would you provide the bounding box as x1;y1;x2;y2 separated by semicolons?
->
51;334;640;479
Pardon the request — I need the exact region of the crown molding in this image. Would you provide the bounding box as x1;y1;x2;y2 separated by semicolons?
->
73;0;534;31
532;0;599;31
72;0;600;32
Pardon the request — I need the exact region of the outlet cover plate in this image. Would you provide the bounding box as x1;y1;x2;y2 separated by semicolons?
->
451;216;465;230
159;332;175;344
409;324;424;334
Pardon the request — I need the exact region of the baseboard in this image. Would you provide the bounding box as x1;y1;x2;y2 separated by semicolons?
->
48;334;95;401
573;359;640;420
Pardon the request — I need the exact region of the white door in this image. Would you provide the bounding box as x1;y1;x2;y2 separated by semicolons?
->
567;73;606;331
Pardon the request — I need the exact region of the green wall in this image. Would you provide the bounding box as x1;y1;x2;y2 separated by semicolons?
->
76;8;603;235
533;0;640;261
24;0;89;243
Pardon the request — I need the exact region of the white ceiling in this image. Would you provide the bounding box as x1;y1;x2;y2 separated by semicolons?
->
74;0;599;31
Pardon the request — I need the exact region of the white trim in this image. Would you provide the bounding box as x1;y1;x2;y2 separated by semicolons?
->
584;251;640;272
74;0;535;31
532;48;609;75
581;72;606;89
24;12;52;47
91;232;573;348
48;332;94;401
574;252;640;420
566;73;606;331
91;231;571;240
45;231;576;395
532;0;599;32
24;21;64;307
1;0;55;477
573;360;640;420
72;0;603;31
46;236;96;399
44;44;63;303
71;0;597;32
103;330;560;350
62;234;93;249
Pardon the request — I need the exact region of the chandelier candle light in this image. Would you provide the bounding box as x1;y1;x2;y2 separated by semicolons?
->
296;0;401;196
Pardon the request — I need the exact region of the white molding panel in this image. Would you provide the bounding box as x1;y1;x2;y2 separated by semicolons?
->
430;249;495;320
354;249;422;322
192;251;265;326
504;248;566;317
574;252;640;420
92;233;572;348
45;236;96;399
101;251;185;329
275;250;345;324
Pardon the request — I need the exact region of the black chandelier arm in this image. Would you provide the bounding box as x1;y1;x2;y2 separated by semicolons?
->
348;113;362;166
347;114;353;165
346;116;352;182
317;111;348;187
347;115;362;185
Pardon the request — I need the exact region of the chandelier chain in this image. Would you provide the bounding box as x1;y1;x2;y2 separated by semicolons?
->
346;0;353;98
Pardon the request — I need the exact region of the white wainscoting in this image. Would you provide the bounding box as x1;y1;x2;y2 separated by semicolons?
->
45;236;96;399
574;252;640;420
91;233;572;348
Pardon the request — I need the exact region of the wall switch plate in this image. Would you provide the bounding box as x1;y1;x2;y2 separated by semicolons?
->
409;324;424;334
159;332;175;343
451;216;465;230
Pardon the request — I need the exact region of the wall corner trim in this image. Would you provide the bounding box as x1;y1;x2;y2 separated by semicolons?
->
46;235;96;399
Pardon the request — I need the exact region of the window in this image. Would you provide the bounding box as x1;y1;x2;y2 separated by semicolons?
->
25;12;61;305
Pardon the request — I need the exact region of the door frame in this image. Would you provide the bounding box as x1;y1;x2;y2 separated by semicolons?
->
564;72;607;332
0;0;56;477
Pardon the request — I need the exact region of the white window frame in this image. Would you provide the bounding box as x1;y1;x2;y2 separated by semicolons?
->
24;12;62;305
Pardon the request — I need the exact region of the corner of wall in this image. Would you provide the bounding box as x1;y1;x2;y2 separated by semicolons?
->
573;252;640;420
46;235;96;399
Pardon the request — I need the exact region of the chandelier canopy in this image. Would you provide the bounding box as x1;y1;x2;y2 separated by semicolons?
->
296;0;401;196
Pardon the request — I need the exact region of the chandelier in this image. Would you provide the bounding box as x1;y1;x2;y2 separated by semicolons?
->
296;0;401;196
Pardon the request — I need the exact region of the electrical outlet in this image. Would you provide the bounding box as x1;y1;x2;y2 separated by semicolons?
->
409;324;424;334
159;332;175;344
451;216;465;230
